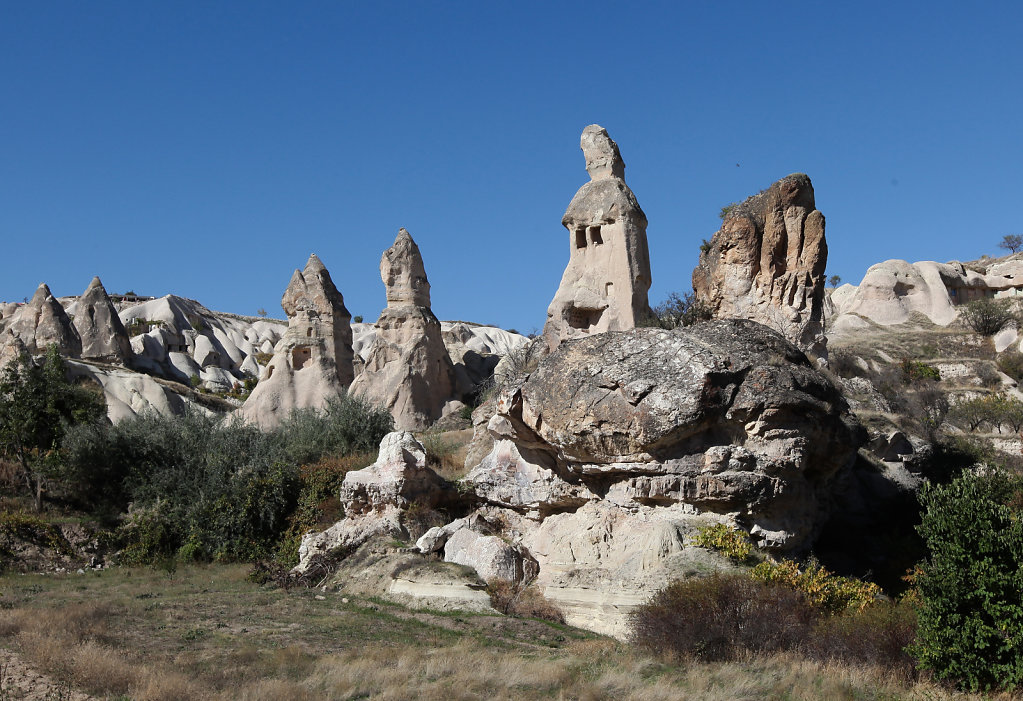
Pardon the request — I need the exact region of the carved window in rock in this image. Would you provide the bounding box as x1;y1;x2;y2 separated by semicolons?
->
605;282;614;297
292;346;312;370
575;227;587;249
306;327;313;338
565;306;603;331
588;225;603;245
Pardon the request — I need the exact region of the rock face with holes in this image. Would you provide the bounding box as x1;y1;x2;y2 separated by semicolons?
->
350;229;456;430
0;283;82;366
543;125;652;350
238;254;354;429
72;277;133;364
693;173;828;360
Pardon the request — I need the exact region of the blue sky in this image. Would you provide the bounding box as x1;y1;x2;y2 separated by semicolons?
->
2;2;1021;332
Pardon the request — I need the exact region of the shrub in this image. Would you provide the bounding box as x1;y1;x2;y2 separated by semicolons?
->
911;469;1023;691
807;600;918;676
999;350;1023;382
275;394;394;466
631;574;815;662
692;523;752;562
639;291;712;330
900;358;940;383
486;579;564;623
959;297;1017;336
750;558;882;614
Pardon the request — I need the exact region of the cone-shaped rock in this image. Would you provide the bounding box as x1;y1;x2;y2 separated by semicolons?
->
350;228;456;430
74;277;133;364
239;254;354;429
692;173;828;360
0;283;82;366
543;125;652;350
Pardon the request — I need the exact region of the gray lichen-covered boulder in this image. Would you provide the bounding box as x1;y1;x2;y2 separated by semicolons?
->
0;283;81;366
468;320;860;548
350;229;456;430
72;277;133;364
239;254;354;429
693;173;828;360
543;125;652;350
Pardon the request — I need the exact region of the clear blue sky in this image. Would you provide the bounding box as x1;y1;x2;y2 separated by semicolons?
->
2;2;1021;332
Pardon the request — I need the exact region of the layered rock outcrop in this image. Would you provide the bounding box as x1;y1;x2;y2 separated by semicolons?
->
543;125;652;350
693;173;828;359
239;254;354;429
71;277;133;364
350;229;456;430
0;283;81;366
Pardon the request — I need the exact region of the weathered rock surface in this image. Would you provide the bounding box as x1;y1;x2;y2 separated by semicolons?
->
467;320;861;550
829;256;1023;329
296;432;449;572
239;254;354;429
543;125;652;350
693;173;828;359
350;229;456;430
0;283;82;366
71;277;132;363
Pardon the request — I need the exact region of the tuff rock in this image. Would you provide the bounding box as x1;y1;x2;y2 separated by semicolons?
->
350;229;456;430
0;283;81;366
693;173;828;359
543;125;652;350
71;277;133;364
239;254;354;429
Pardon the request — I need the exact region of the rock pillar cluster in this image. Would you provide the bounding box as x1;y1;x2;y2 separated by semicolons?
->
350;229;456;430
543;125;652;350
239;254;354;429
0;283;82;367
692;173;828;359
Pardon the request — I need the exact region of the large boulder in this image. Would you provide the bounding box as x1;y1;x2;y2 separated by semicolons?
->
71;277;133;364
0;283;81;366
467;320;861;550
350;229;456;430
693;173;828;359
239;254;354;429
296;431;449;572
543;125;652;350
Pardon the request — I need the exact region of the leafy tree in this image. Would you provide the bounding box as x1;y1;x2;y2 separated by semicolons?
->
0;346;105;511
828;274;842;288
912;470;1023;691
999;234;1023;254
959;297;1017;336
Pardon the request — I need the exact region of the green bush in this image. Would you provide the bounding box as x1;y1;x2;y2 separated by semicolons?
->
998;350;1023;382
62;392;393;565
900;358;940;383
692;523;752;562
911;470;1023;691
959;297;1017;336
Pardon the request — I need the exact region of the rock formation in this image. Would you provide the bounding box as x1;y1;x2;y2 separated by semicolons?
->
349;229;456;430
543;125;652;350
239;254;354;429
829;257;1023;332
72;277;133;364
297;431;450;570
693;173;828;359
0;283;81;366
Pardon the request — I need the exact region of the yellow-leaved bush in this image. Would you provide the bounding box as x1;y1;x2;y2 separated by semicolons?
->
750;558;882;614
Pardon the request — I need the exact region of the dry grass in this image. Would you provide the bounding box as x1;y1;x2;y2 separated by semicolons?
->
0;564;1005;699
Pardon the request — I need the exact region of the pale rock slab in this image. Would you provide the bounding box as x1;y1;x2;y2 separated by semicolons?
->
543;125;652;350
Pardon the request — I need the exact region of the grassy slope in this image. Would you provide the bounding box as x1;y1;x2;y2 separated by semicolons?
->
0;564;999;700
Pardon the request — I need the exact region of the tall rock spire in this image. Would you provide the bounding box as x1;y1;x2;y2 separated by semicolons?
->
74;276;133;364
543;125;652;350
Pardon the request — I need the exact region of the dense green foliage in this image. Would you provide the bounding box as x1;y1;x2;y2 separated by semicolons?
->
692;523;751;562
950;392;1023;433
959;297;1018;336
912;470;1023;691
0;346;106;510
62;394;393;564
